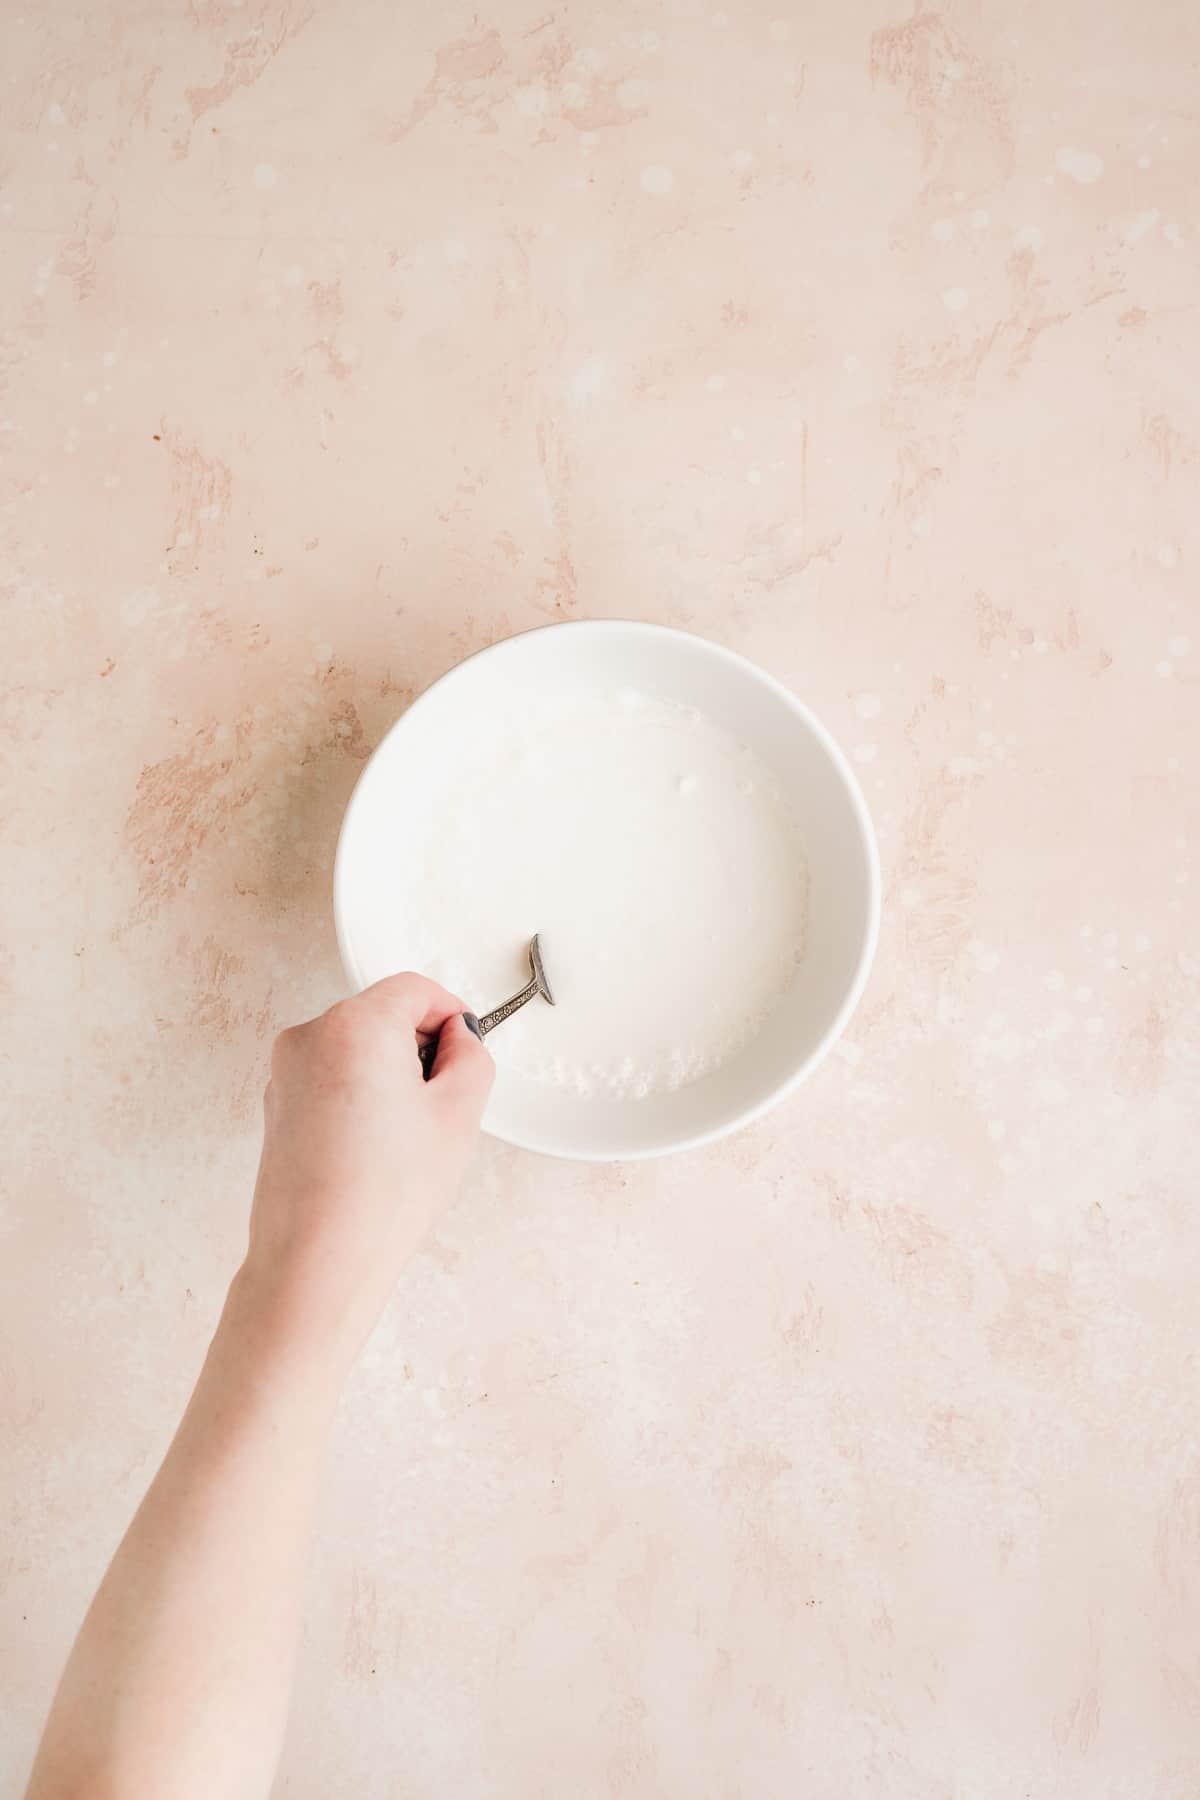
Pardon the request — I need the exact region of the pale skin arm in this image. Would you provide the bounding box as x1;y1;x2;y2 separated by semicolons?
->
25;974;494;1800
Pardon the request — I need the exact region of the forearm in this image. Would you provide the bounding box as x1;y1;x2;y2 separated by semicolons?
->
26;1269;342;1800
26;975;492;1798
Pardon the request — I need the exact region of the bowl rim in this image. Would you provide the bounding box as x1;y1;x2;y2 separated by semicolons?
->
333;618;882;1162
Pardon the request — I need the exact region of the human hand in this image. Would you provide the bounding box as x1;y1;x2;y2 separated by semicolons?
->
237;975;494;1376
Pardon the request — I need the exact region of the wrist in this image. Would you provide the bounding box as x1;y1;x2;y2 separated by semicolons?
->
216;1262;352;1418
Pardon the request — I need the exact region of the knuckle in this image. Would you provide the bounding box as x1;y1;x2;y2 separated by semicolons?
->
319;998;356;1034
315;998;381;1065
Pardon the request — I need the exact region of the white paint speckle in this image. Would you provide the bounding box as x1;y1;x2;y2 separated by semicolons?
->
970;208;990;229
444;238;468;264
676;774;697;796
571;46;607;75
568;358;609;405
284;263;305;289
47;101;66;125
932;217;955;242
855;692;881;719
911;514;931;538
640;164;674;196
1155;660;1173;678
1038;1076;1068;1105
1165;221;1184;248
1157;543;1179;569
1012;225;1044;254
1137;153;1152;169
514;84;547;116
1124;208;1160;244
1084;1016;1104;1035
83;388;98;405
616;76;651;109
942;287;969;312
1168;635;1191;658
853;743;877;764
746;468;762;485
987;1120;1006;1142
705;373;725;393
122;586;161;626
253;162;277;189
770;18;790;40
730;149;754;172
1055;147;1103;184
977;1029;1026;1062
1134;934;1151;953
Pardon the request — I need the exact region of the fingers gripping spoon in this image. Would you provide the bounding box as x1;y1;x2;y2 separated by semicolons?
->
418;934;555;1079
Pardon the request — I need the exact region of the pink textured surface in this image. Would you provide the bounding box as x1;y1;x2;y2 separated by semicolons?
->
2;2;1198;1793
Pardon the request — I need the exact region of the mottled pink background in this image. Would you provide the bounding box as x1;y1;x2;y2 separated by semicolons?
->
3;1;1198;1794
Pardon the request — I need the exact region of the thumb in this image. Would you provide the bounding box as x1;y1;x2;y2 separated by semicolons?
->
428;1012;495;1121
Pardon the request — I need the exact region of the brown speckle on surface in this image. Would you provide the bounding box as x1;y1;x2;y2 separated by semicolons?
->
123;725;258;921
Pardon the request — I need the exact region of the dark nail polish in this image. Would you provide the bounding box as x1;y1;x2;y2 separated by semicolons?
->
462;1011;483;1041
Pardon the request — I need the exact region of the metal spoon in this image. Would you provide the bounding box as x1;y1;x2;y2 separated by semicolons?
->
418;934;555;1078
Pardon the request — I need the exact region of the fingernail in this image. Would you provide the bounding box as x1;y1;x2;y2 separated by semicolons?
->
462;1011;483;1041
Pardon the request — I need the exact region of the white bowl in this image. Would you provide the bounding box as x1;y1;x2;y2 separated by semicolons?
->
334;622;880;1161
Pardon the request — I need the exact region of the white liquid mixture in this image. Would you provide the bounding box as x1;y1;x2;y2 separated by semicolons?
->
399;688;808;1100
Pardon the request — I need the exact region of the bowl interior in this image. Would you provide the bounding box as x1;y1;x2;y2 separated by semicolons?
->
335;623;878;1159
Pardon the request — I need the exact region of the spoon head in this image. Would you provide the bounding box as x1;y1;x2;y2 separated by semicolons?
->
529;932;555;1006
